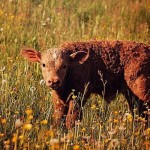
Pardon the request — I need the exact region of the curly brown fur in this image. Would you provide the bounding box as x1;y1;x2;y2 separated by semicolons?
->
21;40;150;128
61;41;150;101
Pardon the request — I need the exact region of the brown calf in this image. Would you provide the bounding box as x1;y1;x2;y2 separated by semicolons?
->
21;40;150;128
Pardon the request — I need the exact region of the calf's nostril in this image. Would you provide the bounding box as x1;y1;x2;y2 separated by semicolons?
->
48;80;51;83
47;78;60;89
47;80;52;85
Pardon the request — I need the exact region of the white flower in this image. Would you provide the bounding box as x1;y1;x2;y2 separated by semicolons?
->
46;18;50;21
2;79;7;84
38;4;42;7
39;79;45;85
123;112;131;118
15;119;23;128
119;126;126;131
50;138;59;145
108;129;116;135
0;66;5;71
42;22;46;26
0;28;3;32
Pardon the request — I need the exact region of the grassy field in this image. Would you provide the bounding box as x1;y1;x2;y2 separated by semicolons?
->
0;0;150;149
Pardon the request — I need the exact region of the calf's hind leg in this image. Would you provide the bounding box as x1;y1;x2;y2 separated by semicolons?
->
124;63;150;124
124;89;149;121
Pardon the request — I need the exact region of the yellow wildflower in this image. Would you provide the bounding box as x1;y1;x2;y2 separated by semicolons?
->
0;9;3;16
25;109;33;115
28;115;33;120
19;135;24;140
73;144;80;150
113;119;118;123
127;115;132;122
91;104;96;109
0;133;4;137
4;140;10;145
12;134;17;143
46;141;49;145
15;111;19;114
45;130;54;137
72;95;77;99
128;117;132;122
114;111;118;115
81;128;86;132
144;128;150;136
41;119;48;125
105;139;109;143
23;123;32;130
35;145;40;148
1;118;6;124
8;14;15;20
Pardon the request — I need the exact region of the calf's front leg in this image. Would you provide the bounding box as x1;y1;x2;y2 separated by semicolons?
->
66;100;81;129
51;91;67;127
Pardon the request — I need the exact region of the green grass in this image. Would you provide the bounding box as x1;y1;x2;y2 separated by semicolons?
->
0;0;150;149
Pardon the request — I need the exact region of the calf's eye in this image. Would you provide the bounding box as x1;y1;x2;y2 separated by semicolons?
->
42;63;46;67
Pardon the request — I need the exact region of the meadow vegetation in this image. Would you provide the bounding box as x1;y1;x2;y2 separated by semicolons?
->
0;0;150;149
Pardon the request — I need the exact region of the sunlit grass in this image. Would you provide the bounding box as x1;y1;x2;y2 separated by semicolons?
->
0;0;150;149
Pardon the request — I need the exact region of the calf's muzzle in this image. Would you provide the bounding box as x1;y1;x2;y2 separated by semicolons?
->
46;77;61;90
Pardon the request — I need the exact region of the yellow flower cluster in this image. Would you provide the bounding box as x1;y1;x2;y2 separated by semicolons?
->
41;119;48;125
25;109;33;115
23;123;33;130
1;118;6;124
0;9;3;16
73;144;80;150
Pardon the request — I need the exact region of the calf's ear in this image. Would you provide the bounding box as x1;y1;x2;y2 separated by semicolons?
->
21;48;41;63
70;51;89;64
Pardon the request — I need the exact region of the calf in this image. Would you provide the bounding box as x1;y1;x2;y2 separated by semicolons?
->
21;40;150;128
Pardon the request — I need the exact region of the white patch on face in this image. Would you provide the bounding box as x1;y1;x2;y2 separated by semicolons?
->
52;51;57;59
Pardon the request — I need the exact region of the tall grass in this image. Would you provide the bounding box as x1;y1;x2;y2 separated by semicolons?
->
0;0;150;149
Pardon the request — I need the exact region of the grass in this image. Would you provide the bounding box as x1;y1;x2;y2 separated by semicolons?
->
0;0;150;149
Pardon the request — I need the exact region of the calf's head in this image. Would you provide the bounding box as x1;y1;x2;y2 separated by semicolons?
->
21;48;89;90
